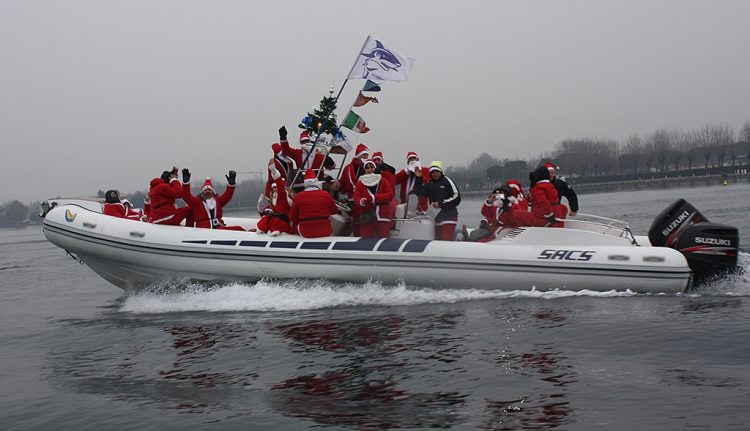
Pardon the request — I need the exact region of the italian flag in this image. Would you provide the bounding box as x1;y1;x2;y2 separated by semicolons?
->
342;110;370;133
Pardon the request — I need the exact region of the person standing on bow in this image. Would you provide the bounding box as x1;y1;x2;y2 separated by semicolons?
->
543;162;579;217
414;161;461;240
149;167;191;225
394;151;429;214
289;170;339;238
180;168;245;230
354;159;395;238
257;159;292;236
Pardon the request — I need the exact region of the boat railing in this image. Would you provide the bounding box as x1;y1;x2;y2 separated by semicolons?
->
559;213;635;241
574;213;630;229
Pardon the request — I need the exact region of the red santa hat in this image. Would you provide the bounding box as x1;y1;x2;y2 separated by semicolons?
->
363;159;377;169
303;169;317;185
372;151;384;161
201;178;215;193
300;130;311;145
354;143;370;158
543;162;558;172
406;151;419;162
506;179;525;199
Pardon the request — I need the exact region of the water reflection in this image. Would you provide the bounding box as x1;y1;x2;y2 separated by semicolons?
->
158;323;259;389
275;316;407;354
678;298;743;315
483;396;571;430
270;314;468;429
46;315;261;418
660;368;741;389
485;307;575;429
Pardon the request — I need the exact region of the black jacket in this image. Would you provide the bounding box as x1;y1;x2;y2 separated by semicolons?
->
552;178;579;212
414;174;461;222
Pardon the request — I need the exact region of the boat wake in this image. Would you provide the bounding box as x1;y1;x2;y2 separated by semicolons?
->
118;252;750;314
120;280;641;314
690;251;750;296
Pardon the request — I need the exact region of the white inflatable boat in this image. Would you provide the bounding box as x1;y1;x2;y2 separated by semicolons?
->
40;198;739;294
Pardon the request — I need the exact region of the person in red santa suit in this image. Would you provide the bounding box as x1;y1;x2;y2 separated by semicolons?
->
477;185;519;241
102;189;145;221
394;151;429;214
278;126;329;183
354;160;395;238
338;143;370;233
180;168;245;230
149;167;191;225
505;179;527;209
338;143;370;202
265;142;296;199
122;199;148;221
257;159;292;236
141;194;151;221
289;170;339;238
517;165;567;227
370;151;397;195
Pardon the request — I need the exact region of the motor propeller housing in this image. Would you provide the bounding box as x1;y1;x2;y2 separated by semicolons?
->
649;199;740;283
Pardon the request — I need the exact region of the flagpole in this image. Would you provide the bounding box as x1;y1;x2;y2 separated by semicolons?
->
334;79;348;102
345;35;372;84
331;34;370;103
292;35;372;186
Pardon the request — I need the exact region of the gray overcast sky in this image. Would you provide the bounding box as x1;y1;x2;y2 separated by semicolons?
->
2;0;749;203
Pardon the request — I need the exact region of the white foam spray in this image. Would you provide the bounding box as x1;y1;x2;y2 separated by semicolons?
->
120;279;639;314
119;252;750;314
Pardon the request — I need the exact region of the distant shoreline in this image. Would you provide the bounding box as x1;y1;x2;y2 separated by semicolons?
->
571;172;748;195
461;172;749;198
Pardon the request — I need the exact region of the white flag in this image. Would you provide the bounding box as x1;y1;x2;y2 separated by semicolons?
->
332;132;354;152
347;35;413;82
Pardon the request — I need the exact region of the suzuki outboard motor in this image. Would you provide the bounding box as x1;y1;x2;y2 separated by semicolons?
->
648;199;707;248
649;199;739;283
674;223;739;284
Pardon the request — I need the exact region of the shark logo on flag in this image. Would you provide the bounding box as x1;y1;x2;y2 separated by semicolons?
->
362;41;401;77
348;36;413;82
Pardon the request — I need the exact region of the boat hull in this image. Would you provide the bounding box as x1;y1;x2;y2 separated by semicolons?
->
42;203;691;293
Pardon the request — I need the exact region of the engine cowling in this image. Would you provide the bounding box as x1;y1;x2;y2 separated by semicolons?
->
674;223;739;283
649;199;739;283
648;198;707;248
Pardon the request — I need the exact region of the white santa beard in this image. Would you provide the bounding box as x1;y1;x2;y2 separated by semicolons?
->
204;197;217;211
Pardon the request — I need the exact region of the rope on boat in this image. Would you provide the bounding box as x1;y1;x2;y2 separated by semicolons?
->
65;250;85;265
625;226;639;246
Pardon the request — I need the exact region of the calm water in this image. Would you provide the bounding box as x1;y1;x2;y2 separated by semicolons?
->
2;184;749;430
